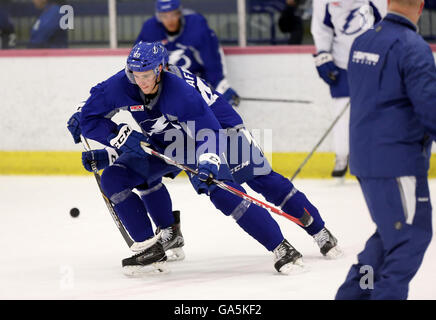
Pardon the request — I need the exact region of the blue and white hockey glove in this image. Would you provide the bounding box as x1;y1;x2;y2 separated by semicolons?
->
82;147;119;172
108;124;149;157
67;112;82;144
222;87;241;108
192;153;221;195
313;52;340;85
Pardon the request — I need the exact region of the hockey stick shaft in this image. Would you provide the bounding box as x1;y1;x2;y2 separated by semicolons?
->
240;97;312;104
81;136;134;248
290;101;350;182
140;142;310;227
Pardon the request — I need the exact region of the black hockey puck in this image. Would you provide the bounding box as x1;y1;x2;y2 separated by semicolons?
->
70;207;80;218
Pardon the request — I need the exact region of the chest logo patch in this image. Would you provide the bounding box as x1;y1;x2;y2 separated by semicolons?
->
130;105;144;112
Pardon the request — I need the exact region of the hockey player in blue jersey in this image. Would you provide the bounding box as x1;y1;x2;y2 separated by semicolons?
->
69;44;342;261
69;42;342;275
164;59;342;260
336;0;436;299
74;41;304;275
311;0;382;177
135;0;240;108
29;0;68;48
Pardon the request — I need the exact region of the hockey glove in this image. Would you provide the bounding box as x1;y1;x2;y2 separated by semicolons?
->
191;153;221;195
222;87;241;108
82;147;119;172
67;111;82;144
108;124;149;157
313;52;340;85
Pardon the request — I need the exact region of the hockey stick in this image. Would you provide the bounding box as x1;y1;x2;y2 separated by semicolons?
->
290;101;350;182
240;97;312;104
140;142;312;227
80;136;135;248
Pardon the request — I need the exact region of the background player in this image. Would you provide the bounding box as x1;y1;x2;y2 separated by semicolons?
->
29;0;68;48
311;0;382;177
135;0;240;108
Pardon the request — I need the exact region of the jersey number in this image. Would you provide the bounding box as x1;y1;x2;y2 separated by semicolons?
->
197;78;218;107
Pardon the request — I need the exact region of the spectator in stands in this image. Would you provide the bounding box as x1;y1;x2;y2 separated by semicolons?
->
29;0;68;48
0;6;16;49
278;0;305;44
425;0;436;9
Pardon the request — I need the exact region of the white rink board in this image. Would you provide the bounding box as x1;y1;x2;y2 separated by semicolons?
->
1;51;435;152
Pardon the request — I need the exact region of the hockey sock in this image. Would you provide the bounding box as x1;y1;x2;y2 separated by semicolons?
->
281;191;324;235
113;192;154;242
101;164;154;242
247;172;324;235
137;181;174;229
210;182;284;251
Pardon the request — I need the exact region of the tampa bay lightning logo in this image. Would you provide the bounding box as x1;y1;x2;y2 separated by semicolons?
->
341;5;374;35
169;49;192;70
140;115;181;136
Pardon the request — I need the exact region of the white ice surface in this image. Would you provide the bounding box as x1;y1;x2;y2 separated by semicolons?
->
0;176;435;300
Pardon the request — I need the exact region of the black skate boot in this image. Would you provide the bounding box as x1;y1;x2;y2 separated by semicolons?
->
273;239;304;274
122;241;168;276
156;210;185;261
331;155;348;178
313;227;343;259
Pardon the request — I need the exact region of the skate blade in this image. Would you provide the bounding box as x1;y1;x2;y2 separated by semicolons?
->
278;258;308;275
122;261;169;277
324;246;344;260
166;248;185;262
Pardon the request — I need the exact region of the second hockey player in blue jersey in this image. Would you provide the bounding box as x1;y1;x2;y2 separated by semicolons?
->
135;0;240;107
29;0;68;48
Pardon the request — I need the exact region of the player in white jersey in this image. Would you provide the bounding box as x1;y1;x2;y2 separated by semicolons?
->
311;0;382;177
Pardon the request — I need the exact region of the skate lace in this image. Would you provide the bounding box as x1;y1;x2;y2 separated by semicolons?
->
274;243;288;260
160;227;174;244
314;228;329;248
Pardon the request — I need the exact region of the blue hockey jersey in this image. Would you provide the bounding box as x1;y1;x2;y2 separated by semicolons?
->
135;10;227;92
29;3;68;48
168;65;243;129
348;13;436;178
80;69;229;165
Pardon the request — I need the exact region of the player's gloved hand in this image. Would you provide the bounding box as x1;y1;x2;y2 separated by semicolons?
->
192;153;221;195
107;123;149;157
313;51;340;85
222;87;240;108
67;112;82;144
81;147;119;172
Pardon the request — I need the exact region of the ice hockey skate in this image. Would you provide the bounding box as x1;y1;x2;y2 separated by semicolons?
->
331;155;348;178
273;239;305;275
122;241;169;276
156;210;185;261
313;227;343;259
